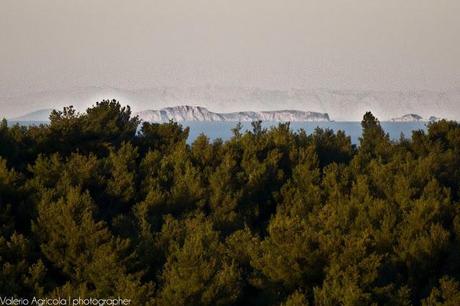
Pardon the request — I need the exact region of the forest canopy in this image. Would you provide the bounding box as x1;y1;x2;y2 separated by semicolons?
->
1;100;460;305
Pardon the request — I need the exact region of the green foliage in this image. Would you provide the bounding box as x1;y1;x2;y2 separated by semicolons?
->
1;103;460;305
105;142;139;204
139;120;189;154
0;233;46;297
281;291;309;306
358;111;391;163
423;277;460;306
158;215;241;306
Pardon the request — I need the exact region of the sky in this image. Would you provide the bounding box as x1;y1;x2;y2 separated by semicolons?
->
1;0;460;97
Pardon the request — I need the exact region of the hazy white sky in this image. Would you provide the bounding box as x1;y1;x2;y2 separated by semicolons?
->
1;0;459;96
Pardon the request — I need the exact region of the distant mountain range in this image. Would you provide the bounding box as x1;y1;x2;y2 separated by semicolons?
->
2;86;459;121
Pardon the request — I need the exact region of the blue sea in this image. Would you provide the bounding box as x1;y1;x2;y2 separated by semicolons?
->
8;120;428;144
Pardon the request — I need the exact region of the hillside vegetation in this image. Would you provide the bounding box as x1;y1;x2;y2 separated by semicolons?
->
1;100;460;305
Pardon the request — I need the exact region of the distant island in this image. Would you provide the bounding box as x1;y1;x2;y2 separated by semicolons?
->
391;114;442;122
136;105;331;122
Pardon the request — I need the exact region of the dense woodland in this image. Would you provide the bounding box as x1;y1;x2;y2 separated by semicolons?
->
1;100;460;305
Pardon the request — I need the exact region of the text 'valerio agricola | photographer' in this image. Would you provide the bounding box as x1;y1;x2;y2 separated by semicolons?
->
0;297;132;306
